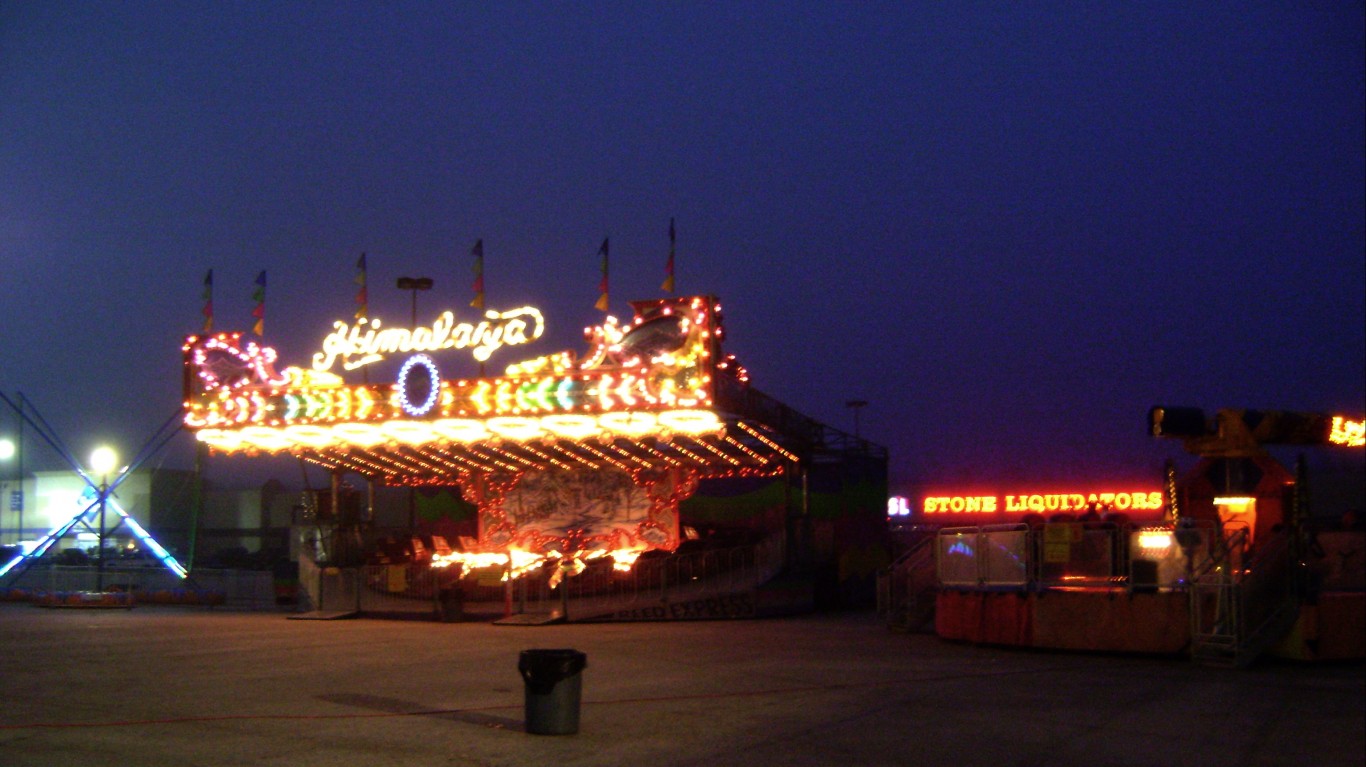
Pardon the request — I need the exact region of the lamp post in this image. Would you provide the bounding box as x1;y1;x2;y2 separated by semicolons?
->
0;438;13;545
396;277;434;327
396;277;432;533
90;446;117;592
845;400;868;440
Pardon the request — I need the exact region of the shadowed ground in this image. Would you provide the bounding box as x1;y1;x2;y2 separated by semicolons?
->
0;604;1361;767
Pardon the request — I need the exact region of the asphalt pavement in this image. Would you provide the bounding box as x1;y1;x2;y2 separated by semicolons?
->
0;603;1362;767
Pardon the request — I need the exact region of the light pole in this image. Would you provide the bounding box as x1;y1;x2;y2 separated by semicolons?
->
90;446;117;592
396;276;433;327
396;277;432;533
0;438;13;545
845;400;868;440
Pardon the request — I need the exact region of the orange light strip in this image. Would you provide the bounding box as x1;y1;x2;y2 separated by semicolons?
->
548;443;603;470
693;438;743;466
602;442;654;470
1330;416;1365;447
636;442;685;468
575;442;631;472
722;434;773;466
736;422;798;462
662;440;712;468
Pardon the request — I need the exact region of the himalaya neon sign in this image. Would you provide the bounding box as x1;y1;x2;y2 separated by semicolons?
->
311;307;545;372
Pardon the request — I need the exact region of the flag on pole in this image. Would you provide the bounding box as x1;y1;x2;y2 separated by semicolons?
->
201;269;214;333
251;271;266;336
470;239;485;309
594;237;610;311
354;254;368;320
662;217;676;294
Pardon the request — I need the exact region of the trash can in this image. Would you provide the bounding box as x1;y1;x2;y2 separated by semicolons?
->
437;587;463;622
518;648;587;735
1131;558;1159;593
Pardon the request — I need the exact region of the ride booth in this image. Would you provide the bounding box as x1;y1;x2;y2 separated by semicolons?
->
925;408;1364;665
924;488;1189;654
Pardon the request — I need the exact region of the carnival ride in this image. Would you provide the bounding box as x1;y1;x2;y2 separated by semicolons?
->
180;295;887;619
0;395;190;602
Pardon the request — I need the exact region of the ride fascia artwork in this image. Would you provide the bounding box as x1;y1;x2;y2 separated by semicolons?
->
181;295;790;578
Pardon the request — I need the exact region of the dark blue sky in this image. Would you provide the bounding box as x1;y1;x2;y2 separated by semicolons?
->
2;3;1363;491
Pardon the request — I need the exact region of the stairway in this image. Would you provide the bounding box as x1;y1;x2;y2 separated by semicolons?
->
879;535;937;632
1190;530;1298;667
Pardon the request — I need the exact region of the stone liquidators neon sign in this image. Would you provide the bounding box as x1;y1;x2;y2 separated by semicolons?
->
311;306;546;372
921;490;1164;515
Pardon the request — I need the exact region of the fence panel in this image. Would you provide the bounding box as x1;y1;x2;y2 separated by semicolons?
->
1035;523;1121;588
183;568;277;610
979;527;1030;587
5;565;278;610
936;528;980;587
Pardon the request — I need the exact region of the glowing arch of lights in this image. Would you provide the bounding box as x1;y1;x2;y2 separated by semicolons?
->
541;414;600;440
397;354;441;417
486;417;546;441
599;410;658;437
658;409;725;436
433;419;491;443
332;422;388;447
194;408;727;454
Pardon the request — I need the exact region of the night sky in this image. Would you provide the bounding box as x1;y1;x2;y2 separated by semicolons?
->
2;3;1363;494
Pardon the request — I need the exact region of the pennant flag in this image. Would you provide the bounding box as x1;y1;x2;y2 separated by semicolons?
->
251;270;266;336
470;239;485;309
201;269;214;333
594;237;610;311
354;253;368;320
662;217;676;294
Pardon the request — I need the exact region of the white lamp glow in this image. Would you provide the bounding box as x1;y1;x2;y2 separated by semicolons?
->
90;446;118;479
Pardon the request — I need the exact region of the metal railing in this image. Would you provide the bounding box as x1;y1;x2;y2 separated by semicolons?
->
934;519;1225;594
299;533;787;621
877;534;937;631
936;525;1031;589
3;564;279;611
493;533;787;620
1035;522;1120;589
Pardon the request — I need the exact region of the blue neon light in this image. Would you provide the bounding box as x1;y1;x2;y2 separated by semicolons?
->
397;354;440;416
947;539;974;557
0;494;188;580
107;497;189;578
0;500;98;577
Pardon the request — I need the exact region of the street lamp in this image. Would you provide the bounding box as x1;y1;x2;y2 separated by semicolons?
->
0;438;13;545
90;446;117;591
396;276;431;533
845;400;869;440
396;277;435;532
396;277;434;327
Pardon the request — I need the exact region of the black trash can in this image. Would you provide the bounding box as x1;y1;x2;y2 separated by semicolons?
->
1131;558;1159;593
437;587;463;622
518;648;587;735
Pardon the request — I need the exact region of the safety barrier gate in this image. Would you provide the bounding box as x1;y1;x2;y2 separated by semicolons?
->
300;533;786;621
